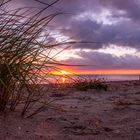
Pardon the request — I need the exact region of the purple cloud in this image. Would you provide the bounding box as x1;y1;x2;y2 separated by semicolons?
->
61;51;140;70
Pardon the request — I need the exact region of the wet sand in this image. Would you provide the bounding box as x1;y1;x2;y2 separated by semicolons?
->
0;81;140;140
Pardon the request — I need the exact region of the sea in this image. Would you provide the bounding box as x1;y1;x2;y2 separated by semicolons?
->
38;74;140;84
47;74;140;84
79;74;140;81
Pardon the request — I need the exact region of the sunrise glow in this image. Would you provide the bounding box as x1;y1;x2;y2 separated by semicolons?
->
55;67;140;75
78;69;140;75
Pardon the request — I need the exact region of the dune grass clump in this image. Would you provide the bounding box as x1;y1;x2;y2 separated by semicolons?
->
0;0;67;117
72;79;108;91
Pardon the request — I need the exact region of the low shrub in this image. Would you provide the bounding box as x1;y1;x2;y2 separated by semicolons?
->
72;79;108;91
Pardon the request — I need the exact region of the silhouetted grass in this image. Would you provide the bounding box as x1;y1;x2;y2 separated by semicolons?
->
72;78;108;91
0;0;69;117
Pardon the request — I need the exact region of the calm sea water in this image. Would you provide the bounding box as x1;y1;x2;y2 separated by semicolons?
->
39;74;140;84
79;74;140;81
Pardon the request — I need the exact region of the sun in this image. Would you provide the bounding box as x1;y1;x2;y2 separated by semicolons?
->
60;70;70;75
52;70;71;75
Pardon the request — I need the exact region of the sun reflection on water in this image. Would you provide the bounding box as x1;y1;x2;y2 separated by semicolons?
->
62;77;66;83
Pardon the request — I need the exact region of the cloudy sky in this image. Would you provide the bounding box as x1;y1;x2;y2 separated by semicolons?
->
8;0;140;74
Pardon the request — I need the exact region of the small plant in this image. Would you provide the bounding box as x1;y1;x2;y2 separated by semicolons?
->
72;78;108;91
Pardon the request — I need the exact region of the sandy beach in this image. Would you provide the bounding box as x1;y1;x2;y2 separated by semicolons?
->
0;80;140;140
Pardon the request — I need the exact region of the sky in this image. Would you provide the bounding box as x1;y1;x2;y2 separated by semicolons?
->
7;0;140;74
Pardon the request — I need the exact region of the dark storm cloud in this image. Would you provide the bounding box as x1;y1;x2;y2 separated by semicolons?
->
57;0;140;49
63;18;140;49
100;0;140;21
8;0;140;49
40;0;140;49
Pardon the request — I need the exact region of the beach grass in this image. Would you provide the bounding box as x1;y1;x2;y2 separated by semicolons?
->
0;0;69;117
72;78;108;91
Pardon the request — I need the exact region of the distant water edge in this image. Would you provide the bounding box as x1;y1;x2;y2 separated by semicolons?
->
38;74;140;84
79;74;140;81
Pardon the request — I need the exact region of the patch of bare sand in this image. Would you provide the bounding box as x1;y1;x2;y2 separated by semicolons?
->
0;81;140;140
